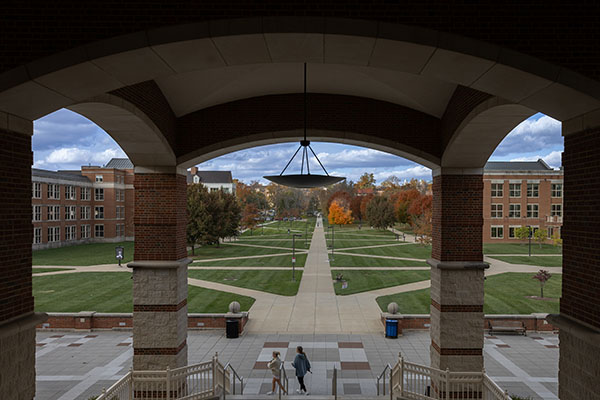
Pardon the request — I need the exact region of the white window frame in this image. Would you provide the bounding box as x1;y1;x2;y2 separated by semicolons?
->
33;205;41;222
527;183;539;198
509;183;521;198
81;224;91;239
491;183;503;197
95;224;104;238
47;205;60;221
48;226;60;243
551;204;562;217
47;184;60;199
80;205;91;220
65;205;76;220
95;175;103;182
80;187;91;201
526;204;539;218
490;203;503;218
508;225;520;239
491;225;504;239
551;183;563;198
95;206;104;219
509;204;521;218
95;188;104;201
65;225;76;241
33;182;41;199
65;185;76;200
33;227;42;244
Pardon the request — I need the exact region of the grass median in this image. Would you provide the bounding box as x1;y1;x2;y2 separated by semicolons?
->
188;269;302;296
33;241;134;266
376;272;562;314
332;270;430;295
329;254;428;268
489;255;562;267
483;243;562;255
192;253;307;267
33;272;255;313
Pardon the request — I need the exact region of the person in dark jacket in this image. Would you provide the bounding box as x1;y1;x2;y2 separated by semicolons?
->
292;346;311;395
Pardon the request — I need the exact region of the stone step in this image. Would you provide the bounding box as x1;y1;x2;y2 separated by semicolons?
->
225;395;385;400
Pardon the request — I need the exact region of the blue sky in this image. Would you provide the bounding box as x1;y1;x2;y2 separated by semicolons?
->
33;110;562;184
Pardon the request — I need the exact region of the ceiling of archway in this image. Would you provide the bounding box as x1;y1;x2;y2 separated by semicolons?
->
155;63;457;118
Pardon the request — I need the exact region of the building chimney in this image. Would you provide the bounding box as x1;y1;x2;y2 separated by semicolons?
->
190;166;198;175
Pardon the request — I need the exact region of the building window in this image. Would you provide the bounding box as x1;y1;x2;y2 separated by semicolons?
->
80;206;91;220
491;226;504;239
116;206;125;219
33;182;41;199
95;206;104;219
491;183;503;197
47;184;60;199
509;183;521;198
116;224;125;237
65;185;76;200
527;204;539;218
95;175;103;182
116;189;125;202
33;227;42;244
193;175;199;184
48;227;60;242
33;205;41;222
65;206;76;220
508;226;520;239
80;187;91;201
527;183;539;198
551;183;563;198
509;204;521;218
490;204;503;218
47;205;60;221
210;187;219;192
95;188;104;201
95;224;104;238
551;204;562;217
65;225;76;241
81;225;91;239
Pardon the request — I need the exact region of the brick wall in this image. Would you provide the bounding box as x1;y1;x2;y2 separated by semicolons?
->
432;175;483;262
0;128;33;322
177;93;441;159
440;86;492;148
561;129;600;329
1;4;600;83
133;173;187;261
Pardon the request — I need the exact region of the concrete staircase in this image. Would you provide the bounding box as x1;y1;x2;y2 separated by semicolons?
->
225;396;385;400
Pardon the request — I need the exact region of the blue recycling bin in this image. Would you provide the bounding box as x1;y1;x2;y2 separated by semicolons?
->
385;319;398;338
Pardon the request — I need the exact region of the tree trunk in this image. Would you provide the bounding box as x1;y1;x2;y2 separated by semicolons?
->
541;285;544;298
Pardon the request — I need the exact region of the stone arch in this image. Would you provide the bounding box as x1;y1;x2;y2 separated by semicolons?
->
67;93;176;167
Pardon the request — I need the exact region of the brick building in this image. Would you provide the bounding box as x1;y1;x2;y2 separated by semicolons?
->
32;158;134;249
483;160;563;243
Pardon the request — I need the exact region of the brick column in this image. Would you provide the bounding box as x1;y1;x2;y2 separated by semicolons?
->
0;115;47;399
428;172;488;375
546;121;600;400
128;168;190;371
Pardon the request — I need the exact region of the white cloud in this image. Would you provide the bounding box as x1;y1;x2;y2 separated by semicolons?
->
493;114;562;157
510;150;562;168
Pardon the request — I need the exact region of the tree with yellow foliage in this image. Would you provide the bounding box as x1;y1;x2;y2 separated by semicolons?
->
328;200;354;226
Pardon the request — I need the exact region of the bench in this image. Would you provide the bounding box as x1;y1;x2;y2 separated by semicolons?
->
488;320;527;336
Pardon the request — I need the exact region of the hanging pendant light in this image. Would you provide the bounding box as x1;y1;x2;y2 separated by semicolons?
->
264;63;346;189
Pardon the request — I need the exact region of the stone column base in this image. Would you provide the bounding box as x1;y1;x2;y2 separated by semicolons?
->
0;312;48;400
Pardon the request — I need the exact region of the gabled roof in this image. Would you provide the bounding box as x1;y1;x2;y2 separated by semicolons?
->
105;158;134;169
187;170;233;184
32;168;90;182
484;159;555;172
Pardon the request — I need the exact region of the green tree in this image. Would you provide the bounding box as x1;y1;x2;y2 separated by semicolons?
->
532;269;552;298
365;196;395;229
515;226;530;243
534;229;548;248
187;184;209;255
355;172;376;189
551;231;563;247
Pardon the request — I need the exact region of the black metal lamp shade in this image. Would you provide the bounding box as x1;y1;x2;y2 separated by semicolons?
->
263;174;345;188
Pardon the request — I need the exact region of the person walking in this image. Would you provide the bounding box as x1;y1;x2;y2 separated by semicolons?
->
266;351;286;395
292;346;311;395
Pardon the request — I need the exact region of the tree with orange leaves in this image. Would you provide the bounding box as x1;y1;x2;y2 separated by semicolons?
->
328;201;354;226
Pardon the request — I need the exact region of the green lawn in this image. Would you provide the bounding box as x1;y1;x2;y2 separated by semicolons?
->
489;255;563;267
188;269;302;296
192;253;307;267
33;268;72;274
483;243;562;255
235;238;310;250
341;244;431;259
330;240;403;249
376;272;562;314
33;272;255;313
191;243;293;259
33;241;134;266
332;270;430;295
329;254;429;268
243;220;315;237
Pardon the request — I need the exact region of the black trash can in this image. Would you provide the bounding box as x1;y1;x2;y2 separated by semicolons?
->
226;319;239;339
385;319;398;339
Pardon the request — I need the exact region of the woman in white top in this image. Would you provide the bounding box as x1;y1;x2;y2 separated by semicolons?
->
266;351;287;395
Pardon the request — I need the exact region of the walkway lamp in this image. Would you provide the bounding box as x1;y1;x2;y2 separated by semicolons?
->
327;225;335;261
305;219;308;248
527;225;532;257
292;234;302;281
115;246;124;267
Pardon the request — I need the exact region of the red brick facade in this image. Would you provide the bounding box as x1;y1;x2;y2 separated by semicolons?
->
561;129;600;329
431;175;483;262
0;128;34;322
133;173;187;261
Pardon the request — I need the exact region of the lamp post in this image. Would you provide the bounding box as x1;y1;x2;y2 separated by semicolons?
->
305;219;308;248
115;246;124;267
292;234;302;281
527;225;532;257
327;225;335;261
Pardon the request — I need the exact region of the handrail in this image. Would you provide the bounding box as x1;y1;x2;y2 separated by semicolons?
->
332;367;338;400
376;363;392;396
278;362;288;400
223;362;244;398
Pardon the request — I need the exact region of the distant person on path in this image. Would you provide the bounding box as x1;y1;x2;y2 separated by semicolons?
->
292;346;311;395
266;351;286;395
